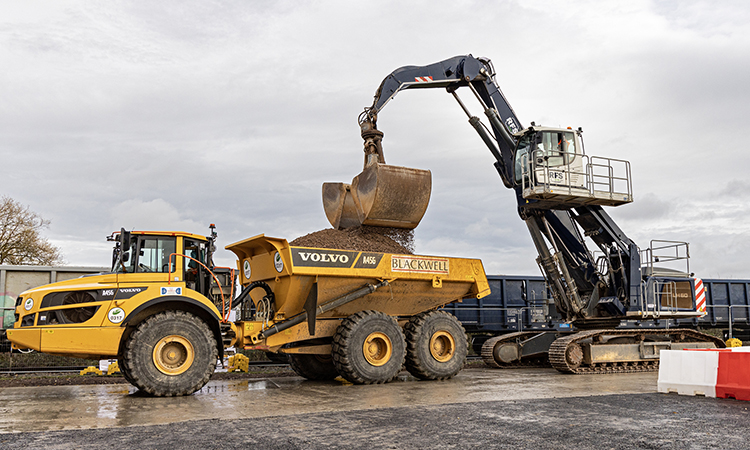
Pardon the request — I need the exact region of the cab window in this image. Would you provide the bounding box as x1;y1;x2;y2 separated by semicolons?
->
184;239;207;270
115;236;176;273
135;237;176;273
514;135;533;183
184;238;209;292
538;131;576;167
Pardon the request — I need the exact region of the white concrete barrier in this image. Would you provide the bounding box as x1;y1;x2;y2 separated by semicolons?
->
658;347;750;401
658;349;720;397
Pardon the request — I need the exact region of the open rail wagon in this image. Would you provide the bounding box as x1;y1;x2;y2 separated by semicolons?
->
8;228;489;396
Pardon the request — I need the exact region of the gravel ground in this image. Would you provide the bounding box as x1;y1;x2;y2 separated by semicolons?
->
1;393;747;449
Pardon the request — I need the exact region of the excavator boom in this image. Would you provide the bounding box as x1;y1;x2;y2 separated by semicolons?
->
322;55;521;230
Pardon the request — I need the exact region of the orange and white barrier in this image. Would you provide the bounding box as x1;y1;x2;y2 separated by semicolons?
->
658;348;750;401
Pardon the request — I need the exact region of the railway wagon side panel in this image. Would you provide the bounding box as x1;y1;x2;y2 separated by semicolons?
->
442;275;555;333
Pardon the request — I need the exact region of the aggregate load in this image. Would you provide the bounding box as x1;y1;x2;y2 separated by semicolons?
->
290;226;414;255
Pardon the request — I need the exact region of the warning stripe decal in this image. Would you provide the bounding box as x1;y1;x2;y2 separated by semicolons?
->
695;278;706;313
414;76;433;82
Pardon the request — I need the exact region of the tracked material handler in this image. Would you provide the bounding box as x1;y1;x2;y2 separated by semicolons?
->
8;226;489;395
325;55;722;373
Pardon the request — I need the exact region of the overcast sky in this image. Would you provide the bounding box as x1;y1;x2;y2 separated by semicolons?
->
2;0;750;279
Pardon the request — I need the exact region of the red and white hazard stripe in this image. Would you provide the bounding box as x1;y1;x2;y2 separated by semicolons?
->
694;277;706;313
414;76;433;82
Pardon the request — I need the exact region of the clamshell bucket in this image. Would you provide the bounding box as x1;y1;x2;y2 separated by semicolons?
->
323;163;431;229
323;122;432;230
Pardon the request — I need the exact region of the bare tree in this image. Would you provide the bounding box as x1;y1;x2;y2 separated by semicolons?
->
0;196;63;265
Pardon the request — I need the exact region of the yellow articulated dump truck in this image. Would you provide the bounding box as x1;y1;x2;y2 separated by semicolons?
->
8;226;490;396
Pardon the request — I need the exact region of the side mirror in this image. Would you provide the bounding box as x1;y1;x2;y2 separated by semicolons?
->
117;228;132;269
119;228;131;250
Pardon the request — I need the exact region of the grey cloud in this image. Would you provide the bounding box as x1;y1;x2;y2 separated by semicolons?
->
2;1;750;280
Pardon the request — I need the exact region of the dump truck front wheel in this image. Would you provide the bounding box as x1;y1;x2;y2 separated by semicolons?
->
405;311;467;380
122;310;217;396
288;354;339;380
332;311;406;384
118;357;136;385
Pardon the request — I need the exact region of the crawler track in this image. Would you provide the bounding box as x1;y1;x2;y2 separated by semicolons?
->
480;331;553;369
548;329;725;374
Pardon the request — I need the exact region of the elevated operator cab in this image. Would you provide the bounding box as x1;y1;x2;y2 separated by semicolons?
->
513;126;633;209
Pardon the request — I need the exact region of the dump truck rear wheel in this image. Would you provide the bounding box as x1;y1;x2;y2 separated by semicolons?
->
265;351;290;364
288;354;339;380
122;311;217;396
405;311;467;380
332;310;405;384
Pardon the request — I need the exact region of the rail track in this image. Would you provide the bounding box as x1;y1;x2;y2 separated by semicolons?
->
1;358;482;376
0;360;291;376
0;366;88;374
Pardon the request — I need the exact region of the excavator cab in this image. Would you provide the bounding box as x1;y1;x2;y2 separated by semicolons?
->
514;127;584;191
514;126;633;209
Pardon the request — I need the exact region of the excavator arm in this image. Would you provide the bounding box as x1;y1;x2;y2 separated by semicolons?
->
360;55;521;188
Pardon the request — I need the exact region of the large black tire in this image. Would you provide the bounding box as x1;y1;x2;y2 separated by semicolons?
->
404;311;468;380
332;311;406;385
288;353;339;380
118;356;137;386
122;311;217;396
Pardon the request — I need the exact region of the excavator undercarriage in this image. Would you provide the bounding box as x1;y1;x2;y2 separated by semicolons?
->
481;328;723;374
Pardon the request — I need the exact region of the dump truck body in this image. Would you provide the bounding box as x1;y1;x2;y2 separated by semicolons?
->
226;235;489;352
9;229;490;395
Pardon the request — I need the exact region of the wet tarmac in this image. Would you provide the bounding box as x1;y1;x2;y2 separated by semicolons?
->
0;367;656;433
3;368;750;449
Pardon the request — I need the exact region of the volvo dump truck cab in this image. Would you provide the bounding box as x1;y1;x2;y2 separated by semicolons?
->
8;228;230;396
323;54;722;373
9;226;490;395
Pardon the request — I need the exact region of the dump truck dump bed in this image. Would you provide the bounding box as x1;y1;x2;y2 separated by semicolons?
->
226;234;490;321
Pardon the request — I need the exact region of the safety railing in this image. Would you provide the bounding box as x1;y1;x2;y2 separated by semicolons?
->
641;240;691;277
519;150;633;206
588;156;633;202
639;276;702;320
641;279;678;318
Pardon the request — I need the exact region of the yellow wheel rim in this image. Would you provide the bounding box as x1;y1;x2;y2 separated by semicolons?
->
429;331;456;363
153;335;195;375
363;332;392;367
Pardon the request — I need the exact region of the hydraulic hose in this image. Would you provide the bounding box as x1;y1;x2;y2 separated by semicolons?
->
228;281;274;316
